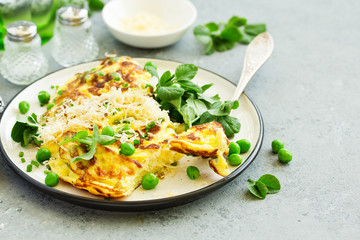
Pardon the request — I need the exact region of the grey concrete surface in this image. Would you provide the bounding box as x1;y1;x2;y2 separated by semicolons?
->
1;0;359;239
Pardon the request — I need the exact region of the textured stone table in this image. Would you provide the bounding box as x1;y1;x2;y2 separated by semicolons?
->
0;0;359;239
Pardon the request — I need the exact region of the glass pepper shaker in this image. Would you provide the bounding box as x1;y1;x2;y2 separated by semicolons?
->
0;21;48;85
51;5;99;67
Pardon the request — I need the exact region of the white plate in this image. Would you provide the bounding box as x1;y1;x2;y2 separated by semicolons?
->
0;58;263;211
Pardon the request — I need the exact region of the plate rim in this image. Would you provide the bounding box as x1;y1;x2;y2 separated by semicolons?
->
0;58;264;211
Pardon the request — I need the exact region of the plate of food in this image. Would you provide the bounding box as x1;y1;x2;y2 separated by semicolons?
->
0;56;263;211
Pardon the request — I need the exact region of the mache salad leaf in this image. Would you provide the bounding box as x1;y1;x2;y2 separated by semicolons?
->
144;61;241;137
193;16;267;55
11;113;40;147
248;174;281;199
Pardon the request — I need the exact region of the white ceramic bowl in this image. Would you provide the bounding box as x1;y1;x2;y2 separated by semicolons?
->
102;0;197;48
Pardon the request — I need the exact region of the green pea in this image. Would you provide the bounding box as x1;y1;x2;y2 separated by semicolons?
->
187;166;200;180
236;139;251;153
26;164;32;172
278;148;293;163
228;142;240;156
45;172;59;187
142;173;159;190
272;139;285;153
46;103;55;110
101;126;114;136
18;101;30;114
120;142;135;156
19;151;24;157
228;154;243;166
38;91;50;106
36;148;51;163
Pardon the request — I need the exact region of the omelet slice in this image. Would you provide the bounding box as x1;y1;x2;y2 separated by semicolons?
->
47;56;152;115
169;121;229;177
47;131;183;198
169;121;230;177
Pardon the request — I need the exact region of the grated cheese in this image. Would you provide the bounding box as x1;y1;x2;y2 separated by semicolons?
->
38;88;170;144
120;12;178;35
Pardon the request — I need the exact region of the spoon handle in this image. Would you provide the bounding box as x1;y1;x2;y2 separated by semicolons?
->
231;32;274;101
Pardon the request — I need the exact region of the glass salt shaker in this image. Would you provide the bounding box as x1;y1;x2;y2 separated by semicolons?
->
0;21;48;85
51;5;99;67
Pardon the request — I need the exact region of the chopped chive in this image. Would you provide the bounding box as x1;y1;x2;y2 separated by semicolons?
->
146;121;156;132
134;139;140;145
31;160;39;168
44;170;49;174
171;162;178;166
84;74;91;81
70;103;74;107
145;84;152;88
121;124;130;131
26;164;32;172
114;120;120;125
97;71;105;76
19;151;24;157
47;103;55;110
125;131;134;136
122;83;129;88
46;165;51;170
116;108;121;111
140;134;149;140
158;118;164;123
103;101;109;108
90;68;96;72
51;85;55;89
122;120;130;124
55;85;59;89
21;158;26;163
110;72;120;81
110;57;118;62
58;89;64;95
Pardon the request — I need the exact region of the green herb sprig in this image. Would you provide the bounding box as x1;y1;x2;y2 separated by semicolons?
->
144;62;240;137
11;113;42;147
58;125;117;162
193;16;266;55
247;174;281;199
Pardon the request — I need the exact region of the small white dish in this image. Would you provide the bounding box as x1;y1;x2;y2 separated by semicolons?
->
102;0;197;48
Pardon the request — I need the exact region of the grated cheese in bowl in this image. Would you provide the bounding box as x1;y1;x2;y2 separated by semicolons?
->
119;12;178;35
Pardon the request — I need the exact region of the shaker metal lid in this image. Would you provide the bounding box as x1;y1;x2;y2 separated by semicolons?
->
6;21;37;42
57;5;88;26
